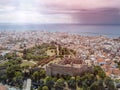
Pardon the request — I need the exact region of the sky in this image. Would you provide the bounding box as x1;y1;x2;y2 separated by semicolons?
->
0;0;120;24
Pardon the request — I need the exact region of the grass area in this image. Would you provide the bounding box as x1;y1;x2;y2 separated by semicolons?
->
77;88;83;90
23;44;56;61
46;49;56;56
0;63;5;67
0;61;7;67
21;60;35;67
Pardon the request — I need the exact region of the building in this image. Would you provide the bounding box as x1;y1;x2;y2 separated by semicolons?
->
46;58;93;76
97;58;106;65
0;85;8;90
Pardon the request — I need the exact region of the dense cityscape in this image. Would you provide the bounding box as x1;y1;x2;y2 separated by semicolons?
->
0;30;120;90
0;0;120;90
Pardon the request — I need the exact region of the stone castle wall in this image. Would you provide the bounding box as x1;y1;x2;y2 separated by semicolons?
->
46;64;93;76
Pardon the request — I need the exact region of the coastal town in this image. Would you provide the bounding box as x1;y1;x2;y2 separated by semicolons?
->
0;30;120;90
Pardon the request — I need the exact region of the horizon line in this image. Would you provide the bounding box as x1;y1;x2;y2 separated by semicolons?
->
0;23;120;26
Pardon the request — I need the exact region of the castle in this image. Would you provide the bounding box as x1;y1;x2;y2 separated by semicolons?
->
46;58;94;76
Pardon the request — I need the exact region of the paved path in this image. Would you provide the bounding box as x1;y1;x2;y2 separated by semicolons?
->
23;79;31;90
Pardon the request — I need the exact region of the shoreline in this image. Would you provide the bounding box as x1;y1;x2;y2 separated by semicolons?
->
0;30;120;38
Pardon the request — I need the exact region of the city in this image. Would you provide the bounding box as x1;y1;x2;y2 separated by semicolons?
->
0;0;120;90
0;30;120;90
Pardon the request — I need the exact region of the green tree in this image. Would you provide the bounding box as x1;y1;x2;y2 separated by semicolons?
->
77;76;82;88
67;77;76;89
38;86;41;90
82;79;89;90
94;66;106;79
7;64;21;78
44;76;54;90
105;77;116;90
32;71;39;81
14;71;23;81
42;86;49;90
90;80;105;90
16;57;22;64
90;82;99;90
55;78;65;90
40;69;46;78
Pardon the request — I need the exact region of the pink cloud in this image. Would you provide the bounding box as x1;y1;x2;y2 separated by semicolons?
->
39;0;120;9
0;0;120;24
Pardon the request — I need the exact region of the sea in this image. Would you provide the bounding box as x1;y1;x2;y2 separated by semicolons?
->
0;24;120;38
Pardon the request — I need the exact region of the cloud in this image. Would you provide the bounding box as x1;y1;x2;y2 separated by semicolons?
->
39;0;120;24
0;5;15;12
0;0;120;24
39;0;120;9
73;8;120;24
0;10;73;24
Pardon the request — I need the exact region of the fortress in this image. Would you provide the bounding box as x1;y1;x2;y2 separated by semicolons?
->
46;58;94;76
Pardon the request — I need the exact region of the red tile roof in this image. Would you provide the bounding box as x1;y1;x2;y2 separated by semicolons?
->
112;69;120;75
106;72;111;76
97;58;105;63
